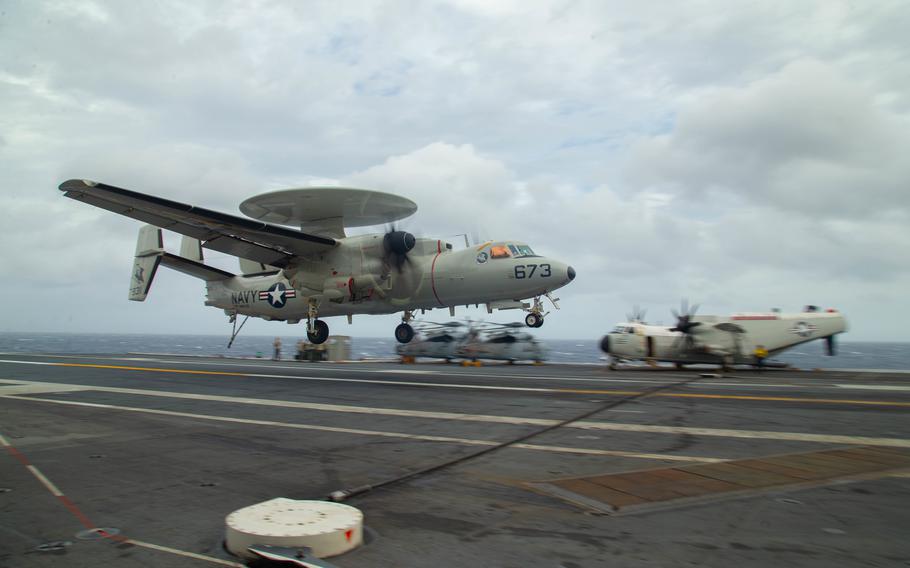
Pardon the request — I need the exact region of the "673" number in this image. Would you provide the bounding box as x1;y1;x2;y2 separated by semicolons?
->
514;264;551;279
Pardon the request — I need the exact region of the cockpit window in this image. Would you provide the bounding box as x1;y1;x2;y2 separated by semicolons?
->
507;244;536;257
490;245;511;259
612;325;625;333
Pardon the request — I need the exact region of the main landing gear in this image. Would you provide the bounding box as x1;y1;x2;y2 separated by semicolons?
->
395;310;416;344
306;300;330;344
307;320;330;344
303;304;417;345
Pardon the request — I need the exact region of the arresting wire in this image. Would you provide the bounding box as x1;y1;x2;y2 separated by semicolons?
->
326;374;705;502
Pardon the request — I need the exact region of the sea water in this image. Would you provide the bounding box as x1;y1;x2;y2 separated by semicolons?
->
0;332;907;370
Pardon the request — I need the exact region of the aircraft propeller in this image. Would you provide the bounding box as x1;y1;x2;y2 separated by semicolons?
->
382;225;416;273
670;299;702;353
670;299;701;334
626;305;647;323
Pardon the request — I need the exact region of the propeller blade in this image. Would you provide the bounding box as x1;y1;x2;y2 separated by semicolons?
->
382;228;416;274
626;304;647;322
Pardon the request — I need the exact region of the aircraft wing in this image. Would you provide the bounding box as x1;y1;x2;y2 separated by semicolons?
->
60;179;337;267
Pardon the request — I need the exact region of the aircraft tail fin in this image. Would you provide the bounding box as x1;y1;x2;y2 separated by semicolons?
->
179;235;204;262
129;226;235;302
129;225;164;301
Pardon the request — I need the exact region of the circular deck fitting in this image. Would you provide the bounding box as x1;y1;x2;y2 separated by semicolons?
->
225;498;363;560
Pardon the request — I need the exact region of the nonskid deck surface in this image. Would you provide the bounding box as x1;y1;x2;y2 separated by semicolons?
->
1;354;909;567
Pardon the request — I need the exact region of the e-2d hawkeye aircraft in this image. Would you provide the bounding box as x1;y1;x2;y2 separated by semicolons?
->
59;180;576;344
600;302;847;369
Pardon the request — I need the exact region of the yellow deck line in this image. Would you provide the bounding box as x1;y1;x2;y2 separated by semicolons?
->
20;361;910;408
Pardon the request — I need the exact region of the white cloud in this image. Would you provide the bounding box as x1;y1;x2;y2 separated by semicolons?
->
1;1;909;342
626;60;910;218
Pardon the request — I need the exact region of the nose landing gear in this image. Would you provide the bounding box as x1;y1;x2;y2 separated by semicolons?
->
524;296;548;328
525;312;544;328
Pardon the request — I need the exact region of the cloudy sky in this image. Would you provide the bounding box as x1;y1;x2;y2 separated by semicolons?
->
2;0;908;342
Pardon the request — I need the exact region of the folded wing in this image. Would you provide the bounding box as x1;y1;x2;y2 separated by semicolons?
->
60;179;337;267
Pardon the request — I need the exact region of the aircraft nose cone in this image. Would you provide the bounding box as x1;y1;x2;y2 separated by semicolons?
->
567;266;576;281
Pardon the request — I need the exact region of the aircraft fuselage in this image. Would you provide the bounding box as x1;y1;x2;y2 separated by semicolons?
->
205;235;575;321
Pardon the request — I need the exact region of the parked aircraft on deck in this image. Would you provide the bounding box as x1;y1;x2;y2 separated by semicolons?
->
397;321;546;364
600;302;847;369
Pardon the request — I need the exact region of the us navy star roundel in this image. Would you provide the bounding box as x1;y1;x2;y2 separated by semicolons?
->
259;282;297;308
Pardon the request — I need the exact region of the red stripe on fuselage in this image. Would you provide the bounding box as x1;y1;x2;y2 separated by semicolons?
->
430;240;444;307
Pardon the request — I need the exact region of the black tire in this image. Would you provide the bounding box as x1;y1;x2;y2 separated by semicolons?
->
395;323;415;344
533;317;544;328
525;313;541;328
307;320;329;344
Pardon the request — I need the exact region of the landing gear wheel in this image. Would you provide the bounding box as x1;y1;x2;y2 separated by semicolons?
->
307;320;329;344
525;313;543;328
395;323;415;344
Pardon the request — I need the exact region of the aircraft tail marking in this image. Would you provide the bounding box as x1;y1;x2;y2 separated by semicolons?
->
129;225;163;301
129;225;234;302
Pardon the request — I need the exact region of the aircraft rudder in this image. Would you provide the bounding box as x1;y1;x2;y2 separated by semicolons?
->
129;225;164;301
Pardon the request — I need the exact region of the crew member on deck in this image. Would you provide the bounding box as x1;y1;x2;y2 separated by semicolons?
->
273;337;282;360
754;344;768;372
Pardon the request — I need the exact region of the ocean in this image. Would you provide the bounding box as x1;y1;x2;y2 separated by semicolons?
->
0;332;907;371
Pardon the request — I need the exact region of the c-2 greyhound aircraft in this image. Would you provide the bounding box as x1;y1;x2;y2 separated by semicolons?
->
59;180;576;344
600;302;847;369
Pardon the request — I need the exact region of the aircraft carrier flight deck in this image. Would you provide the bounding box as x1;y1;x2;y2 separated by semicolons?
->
2;354;909;567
